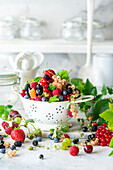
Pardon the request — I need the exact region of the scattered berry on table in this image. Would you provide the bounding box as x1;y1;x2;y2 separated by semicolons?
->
85;139;90;144
59;142;68;150
60;134;70;142
28;146;33;150
73;138;79;144
9;110;20;118
82;126;88;132
88;135;93;140
69;146;79;156
10;145;16;150
12;122;19;129
5;127;13;135
36;136;42;142
67;110;73;117
39;154;44;160
1;121;9;130
92;125;97;132
54;137;59;143
11;129;25;143
84;145;93;154
63;138;72;147
0;135;3;140
32;140;38;146
0;148;5;154
48;133;54;140
14;140;22;147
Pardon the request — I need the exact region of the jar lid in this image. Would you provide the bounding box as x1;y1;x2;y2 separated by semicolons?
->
0;69;18;86
83;19;105;28
19;16;41;27
63;17;83;28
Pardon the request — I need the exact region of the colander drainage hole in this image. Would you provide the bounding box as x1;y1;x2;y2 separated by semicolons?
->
62;107;64;109
56;108;58;110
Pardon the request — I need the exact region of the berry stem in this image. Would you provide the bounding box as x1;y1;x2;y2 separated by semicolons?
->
28;122;37;131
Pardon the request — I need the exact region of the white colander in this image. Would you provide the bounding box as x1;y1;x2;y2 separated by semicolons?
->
13;85;94;125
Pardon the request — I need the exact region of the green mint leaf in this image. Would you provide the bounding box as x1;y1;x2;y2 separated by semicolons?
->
91;87;97;96
0;105;5;118
108;122;113;130
48;83;55;90
33;77;42;83
49;96;59;103
107;87;113;95
49;129;54;133
0;105;12;119
1;134;8;137
93;94;103;101
101;84;107;95
100;110;113;122
110;138;113;148
108;150;113;156
82;79;93;95
109;103;113;112
97;118;106;126
26;119;35;123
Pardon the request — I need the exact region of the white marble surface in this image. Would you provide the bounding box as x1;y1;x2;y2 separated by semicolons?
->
0;99;113;170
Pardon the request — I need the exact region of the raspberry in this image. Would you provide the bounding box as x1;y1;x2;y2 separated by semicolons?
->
47;91;52;99
5;127;13;135
69;146;79;156
1;121;9;130
52;88;61;97
30;82;38;90
35;96;42;101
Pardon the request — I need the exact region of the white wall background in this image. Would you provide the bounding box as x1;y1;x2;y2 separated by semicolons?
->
0;0;113;79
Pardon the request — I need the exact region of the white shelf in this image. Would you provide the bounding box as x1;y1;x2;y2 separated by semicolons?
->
0;39;113;53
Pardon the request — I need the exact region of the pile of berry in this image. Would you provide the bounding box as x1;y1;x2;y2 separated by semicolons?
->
20;69;81;102
95;123;113;147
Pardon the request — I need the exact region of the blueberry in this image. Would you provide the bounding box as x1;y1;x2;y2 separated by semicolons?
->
91;134;95;139
14;140;22;147
24;95;30;99
58;95;64;101
36;89;43;95
0;141;5;149
10;145;16;150
25;83;30;90
0;148;5;154
36;136;42;142
63;90;67;95
48;133;54;140
82;126;88;132
67;88;72;94
73;138;79;144
88;135;93;140
32;140;38;146
85;139;90;144
42;97;48;102
44;74;50;81
0;140;4;144
92;125;97;132
66;84;71;89
39;154;44;159
54;137;59;143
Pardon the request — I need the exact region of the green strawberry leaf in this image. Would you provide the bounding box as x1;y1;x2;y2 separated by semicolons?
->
82;79;93;95
48;83;56;90
33;77;42;83
49;95;59;103
86;99;109;120
107;87;113;95
110;137;113;148
108;150;113;156
101;84;107;95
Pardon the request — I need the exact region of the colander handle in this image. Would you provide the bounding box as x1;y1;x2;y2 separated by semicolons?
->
71;95;94;104
12;84;22;95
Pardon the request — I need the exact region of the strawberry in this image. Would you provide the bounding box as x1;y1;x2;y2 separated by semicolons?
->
30;82;38;90
1;121;9;130
52;88;61;97
11;129;25;143
42;69;55;82
5;127;13;135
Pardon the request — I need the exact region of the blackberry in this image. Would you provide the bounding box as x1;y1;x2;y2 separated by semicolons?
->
88;135;93;140
91;134;95;139
66;84;71;89
92;125;97;132
10;145;16;150
48;133;54;140
25;83;30;90
36;89;43;95
14;140;22;147
37;84;43;91
0;148;5;154
54;137;59;143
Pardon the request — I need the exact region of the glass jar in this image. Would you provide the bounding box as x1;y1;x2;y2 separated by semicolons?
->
83;20;105;41
61;17;83;41
0;16;15;40
0;69;19;105
19;16;42;40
